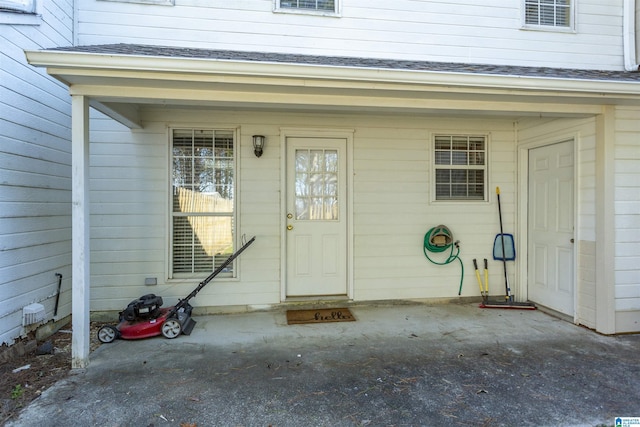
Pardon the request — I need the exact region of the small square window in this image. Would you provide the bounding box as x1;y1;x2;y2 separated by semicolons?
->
97;0;175;5
277;0;338;14
524;0;572;28
433;135;487;201
0;0;36;13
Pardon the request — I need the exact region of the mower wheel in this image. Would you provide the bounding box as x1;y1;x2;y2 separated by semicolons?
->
97;325;119;343
161;318;182;339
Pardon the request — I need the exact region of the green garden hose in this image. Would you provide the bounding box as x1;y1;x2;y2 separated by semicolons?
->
423;226;464;295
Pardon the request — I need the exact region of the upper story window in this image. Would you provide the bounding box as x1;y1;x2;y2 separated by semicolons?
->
276;0;339;15
0;0;36;13
524;0;572;29
97;0;175;5
1;0;41;25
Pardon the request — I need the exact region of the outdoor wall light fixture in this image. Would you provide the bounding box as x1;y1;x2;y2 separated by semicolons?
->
252;135;266;157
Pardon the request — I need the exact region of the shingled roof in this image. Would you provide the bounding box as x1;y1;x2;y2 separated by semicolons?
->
48;43;640;83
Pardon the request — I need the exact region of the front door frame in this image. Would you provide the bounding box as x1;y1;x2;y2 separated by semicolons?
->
517;131;579;321
279;127;355;301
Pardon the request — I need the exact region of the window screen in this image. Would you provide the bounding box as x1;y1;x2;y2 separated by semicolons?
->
434;135;487;201
171;129;235;275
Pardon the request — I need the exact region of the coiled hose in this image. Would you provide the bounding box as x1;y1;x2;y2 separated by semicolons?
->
423;226;464;295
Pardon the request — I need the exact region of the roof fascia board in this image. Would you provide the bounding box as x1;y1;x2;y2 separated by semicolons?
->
41;66;640;104
25;50;640;98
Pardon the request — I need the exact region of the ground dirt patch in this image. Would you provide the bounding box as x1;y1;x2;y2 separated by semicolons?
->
0;322;105;425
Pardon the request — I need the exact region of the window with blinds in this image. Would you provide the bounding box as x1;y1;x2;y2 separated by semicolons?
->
171;129;235;276
524;0;571;28
278;0;336;13
433;135;487;201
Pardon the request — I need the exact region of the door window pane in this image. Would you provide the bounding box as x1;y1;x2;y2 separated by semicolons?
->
295;149;339;220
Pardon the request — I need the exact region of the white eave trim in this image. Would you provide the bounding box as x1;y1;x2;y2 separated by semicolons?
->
25;50;640;98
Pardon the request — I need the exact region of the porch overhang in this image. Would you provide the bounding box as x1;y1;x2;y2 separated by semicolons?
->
26;44;640;128
23;44;640;367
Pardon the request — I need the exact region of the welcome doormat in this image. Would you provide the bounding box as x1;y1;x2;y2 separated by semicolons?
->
286;308;355;325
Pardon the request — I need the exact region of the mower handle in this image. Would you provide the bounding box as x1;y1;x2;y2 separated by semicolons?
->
167;236;256;318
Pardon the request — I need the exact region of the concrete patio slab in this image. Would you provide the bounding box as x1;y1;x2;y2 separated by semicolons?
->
7;302;640;427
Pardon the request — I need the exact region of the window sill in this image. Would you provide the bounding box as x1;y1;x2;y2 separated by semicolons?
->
430;199;490;205
167;275;236;283
0;12;41;25
520;24;576;34
273;8;341;18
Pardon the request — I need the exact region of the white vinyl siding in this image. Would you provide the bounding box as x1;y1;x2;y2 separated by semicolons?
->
433;135;487;201
614;106;640;319
88;109;517;310
77;0;624;71
171;129;236;277
0;0;73;345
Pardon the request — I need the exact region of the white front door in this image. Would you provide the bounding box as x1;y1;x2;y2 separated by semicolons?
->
285;137;348;297
527;140;575;315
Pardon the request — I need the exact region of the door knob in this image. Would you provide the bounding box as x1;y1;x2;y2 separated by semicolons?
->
287;225;293;230
570;238;574;243
287;213;293;219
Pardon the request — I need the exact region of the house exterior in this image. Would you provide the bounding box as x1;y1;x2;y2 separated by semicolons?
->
1;0;73;346
5;0;640;368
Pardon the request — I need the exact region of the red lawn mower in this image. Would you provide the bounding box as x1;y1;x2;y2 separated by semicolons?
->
97;236;255;343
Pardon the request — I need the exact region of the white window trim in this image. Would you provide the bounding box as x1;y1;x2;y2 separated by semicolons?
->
521;0;576;33
430;133;490;204
0;0;41;25
167;127;239;281
273;0;341;17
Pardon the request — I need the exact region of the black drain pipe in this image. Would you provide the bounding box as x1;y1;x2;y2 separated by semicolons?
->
54;273;63;317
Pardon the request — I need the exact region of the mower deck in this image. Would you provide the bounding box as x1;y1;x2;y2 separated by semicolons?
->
118;307;174;340
96;235;256;344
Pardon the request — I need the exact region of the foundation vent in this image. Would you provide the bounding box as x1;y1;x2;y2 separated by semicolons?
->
23;303;45;326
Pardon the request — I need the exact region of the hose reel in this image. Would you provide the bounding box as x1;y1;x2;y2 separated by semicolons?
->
427;225;453;247
423;225;464;295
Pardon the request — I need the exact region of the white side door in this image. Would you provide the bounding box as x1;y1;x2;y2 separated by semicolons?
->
527;140;575;315
285;137;347;297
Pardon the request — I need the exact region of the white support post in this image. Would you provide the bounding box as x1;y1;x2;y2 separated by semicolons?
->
595;106;617;335
71;95;91;368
